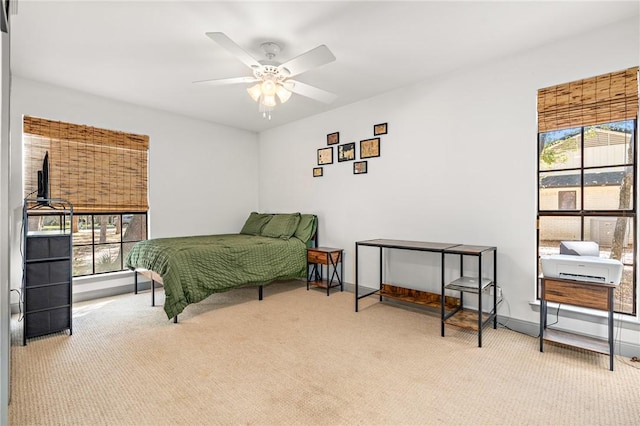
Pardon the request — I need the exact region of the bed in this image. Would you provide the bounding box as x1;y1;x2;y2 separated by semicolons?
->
125;212;317;321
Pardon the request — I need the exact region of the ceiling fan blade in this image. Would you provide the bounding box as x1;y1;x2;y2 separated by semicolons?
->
285;80;337;104
278;45;335;77
193;76;259;86
206;32;262;70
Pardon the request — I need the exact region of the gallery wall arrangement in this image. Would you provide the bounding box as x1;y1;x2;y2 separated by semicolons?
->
314;123;387;177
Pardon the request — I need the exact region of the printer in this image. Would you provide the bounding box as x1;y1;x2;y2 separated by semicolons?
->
541;254;623;285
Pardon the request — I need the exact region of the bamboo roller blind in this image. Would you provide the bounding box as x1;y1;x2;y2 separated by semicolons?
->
537;67;639;133
23;116;149;212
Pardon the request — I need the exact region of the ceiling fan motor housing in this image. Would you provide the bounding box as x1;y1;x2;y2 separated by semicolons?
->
253;65;288;83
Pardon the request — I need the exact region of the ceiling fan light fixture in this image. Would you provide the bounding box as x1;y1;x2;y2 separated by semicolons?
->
247;83;262;102
276;85;292;103
261;94;277;108
261;79;277;96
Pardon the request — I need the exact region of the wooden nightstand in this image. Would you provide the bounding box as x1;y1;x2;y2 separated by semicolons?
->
307;247;343;296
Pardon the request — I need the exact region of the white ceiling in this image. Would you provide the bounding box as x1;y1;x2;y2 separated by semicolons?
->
9;1;639;133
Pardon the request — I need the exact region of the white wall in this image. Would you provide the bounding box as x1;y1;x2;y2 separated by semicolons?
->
258;18;640;348
8;77;260;301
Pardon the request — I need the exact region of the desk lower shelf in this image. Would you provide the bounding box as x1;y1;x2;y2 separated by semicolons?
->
543;328;610;355
444;309;495;331
379;284;460;310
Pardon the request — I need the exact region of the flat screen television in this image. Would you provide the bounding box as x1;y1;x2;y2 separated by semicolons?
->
36;151;49;200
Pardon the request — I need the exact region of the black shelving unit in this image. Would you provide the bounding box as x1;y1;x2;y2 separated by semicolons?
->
22;198;73;345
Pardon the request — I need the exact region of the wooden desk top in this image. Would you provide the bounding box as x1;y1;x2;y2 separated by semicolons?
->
356;239;461;252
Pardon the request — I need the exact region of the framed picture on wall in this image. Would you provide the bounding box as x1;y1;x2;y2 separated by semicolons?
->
360;138;380;159
354;161;367;174
313;167;323;177
338;142;356;162
318;147;333;165
327;132;339;145
374;123;388;136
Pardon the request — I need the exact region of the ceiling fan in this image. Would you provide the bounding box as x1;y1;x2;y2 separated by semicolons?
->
194;32;337;119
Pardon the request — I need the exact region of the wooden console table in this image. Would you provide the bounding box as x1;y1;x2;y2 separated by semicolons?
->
539;276;616;371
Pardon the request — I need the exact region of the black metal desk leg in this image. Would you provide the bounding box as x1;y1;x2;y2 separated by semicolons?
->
441;253;446;337
379;247;383;301
355;243;359;312
478;257;483;348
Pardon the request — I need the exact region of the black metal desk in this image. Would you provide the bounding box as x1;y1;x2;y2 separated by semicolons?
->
354;239;461;312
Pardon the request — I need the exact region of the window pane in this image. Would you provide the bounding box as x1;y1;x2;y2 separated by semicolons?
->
122;242;138;265
94;243;123;274
615;265;634;314
584;120;634;168
92;215;122;244
122;214;147;242
539;127;581;171
583;166;633;210
538;216;582;253
26;213;70;233
539;171;582;210
585;216;633;254
73;245;93;276
72;215;93;246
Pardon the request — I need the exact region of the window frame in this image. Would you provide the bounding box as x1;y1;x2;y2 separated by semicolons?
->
537;120;638;315
71;212;147;277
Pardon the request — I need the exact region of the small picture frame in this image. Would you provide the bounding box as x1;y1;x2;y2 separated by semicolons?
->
317;147;333;165
373;123;387;136
338;142;356;162
360;138;380;159
354;161;367;174
327;132;339;145
313;167;323;177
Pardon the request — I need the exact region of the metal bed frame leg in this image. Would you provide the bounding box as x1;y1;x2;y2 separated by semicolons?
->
134;271;138;294
259;285;263;300
173;316;178;324
151;279;155;306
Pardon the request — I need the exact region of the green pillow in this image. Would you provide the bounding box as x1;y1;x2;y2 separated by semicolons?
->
240;212;273;236
261;213;301;239
294;214;317;243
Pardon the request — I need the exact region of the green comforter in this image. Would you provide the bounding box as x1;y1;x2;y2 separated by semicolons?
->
125;234;307;319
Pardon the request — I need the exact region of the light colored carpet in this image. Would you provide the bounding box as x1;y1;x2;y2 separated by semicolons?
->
9;280;640;425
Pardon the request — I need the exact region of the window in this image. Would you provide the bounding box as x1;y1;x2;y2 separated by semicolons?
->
537;68;639;315
23;116;149;277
